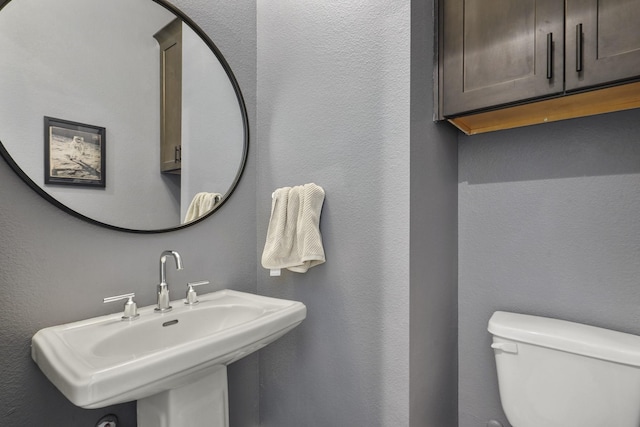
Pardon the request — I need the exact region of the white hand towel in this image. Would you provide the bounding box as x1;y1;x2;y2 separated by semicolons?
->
261;183;326;273
184;192;222;223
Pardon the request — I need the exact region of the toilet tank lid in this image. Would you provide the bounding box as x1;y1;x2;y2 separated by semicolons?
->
488;311;640;367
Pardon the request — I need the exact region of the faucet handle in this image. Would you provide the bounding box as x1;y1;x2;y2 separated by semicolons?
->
104;293;140;320
184;281;211;305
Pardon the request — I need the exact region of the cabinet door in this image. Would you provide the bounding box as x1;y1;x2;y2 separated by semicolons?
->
159;37;182;174
566;0;640;91
442;0;564;117
154;19;182;174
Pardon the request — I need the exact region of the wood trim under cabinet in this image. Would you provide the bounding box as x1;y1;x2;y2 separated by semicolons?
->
449;81;640;135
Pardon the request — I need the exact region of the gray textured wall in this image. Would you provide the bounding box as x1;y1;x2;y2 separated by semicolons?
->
0;0;256;425
410;1;459;426
458;109;640;426
1;1;465;425
256;1;458;426
256;1;411;425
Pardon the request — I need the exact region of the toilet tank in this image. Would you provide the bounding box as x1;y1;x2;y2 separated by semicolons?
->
488;311;640;427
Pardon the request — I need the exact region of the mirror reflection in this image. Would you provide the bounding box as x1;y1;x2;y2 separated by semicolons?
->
0;0;248;232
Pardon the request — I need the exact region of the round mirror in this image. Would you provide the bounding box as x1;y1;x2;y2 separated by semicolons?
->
0;0;248;232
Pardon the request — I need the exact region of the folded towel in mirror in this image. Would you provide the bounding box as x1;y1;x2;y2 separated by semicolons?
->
262;183;325;273
184;192;222;223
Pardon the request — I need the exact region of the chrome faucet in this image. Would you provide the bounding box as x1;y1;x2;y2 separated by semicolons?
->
155;250;184;312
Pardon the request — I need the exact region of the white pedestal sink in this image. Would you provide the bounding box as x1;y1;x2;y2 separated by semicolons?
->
32;290;306;426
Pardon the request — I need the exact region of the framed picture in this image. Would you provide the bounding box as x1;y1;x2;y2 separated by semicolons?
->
44;117;106;187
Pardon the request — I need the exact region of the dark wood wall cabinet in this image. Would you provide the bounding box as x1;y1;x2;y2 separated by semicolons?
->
439;0;640;135
154;18;182;174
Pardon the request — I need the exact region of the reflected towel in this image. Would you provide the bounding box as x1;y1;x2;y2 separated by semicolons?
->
184;192;222;223
261;183;326;273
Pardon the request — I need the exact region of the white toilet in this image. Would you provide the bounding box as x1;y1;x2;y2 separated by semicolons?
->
488;311;640;427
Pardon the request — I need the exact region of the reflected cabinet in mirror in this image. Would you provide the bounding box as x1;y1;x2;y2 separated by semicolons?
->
0;0;248;232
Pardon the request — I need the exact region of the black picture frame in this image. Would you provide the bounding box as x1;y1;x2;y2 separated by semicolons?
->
44;116;106;187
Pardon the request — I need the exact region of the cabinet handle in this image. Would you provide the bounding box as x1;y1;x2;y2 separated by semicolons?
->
546;33;553;79
174;145;180;163
576;23;583;72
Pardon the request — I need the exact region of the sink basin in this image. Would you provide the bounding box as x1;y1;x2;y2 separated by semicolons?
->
91;304;267;358
32;289;306;422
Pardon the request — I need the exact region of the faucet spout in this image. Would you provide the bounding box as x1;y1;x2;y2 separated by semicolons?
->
156;250;184;312
159;250;183;284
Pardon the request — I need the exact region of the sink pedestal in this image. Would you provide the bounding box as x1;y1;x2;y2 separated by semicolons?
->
138;365;229;427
